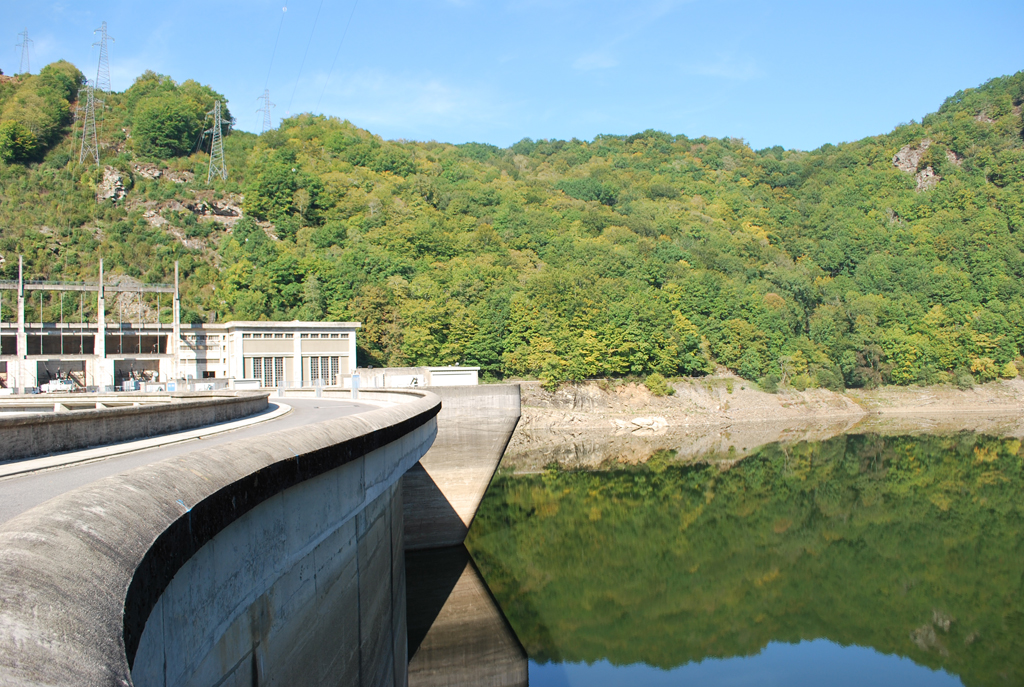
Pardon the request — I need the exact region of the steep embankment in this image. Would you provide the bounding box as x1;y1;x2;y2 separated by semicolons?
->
505;377;1024;471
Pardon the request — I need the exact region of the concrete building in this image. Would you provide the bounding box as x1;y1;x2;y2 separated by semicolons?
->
177;321;359;388
0;258;359;392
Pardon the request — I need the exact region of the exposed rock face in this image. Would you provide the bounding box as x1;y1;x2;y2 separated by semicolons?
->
916;166;939;191
892;139;931;173
893;139;941;191
132;163;194;184
96;166;126;203
945;149;962;166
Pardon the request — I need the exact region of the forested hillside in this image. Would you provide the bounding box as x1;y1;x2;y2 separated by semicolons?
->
1;65;1023;390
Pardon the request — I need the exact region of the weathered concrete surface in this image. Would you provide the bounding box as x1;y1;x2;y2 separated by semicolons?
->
406;546;528;687
0;389;439;687
132;478;411;687
0;391;269;462
403;385;521;550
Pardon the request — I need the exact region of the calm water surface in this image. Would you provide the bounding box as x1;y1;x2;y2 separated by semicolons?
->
465;433;1024;686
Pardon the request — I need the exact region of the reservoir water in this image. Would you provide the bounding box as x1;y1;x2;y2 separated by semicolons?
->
464;432;1024;686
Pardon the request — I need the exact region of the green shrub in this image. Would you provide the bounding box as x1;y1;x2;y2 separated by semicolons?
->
970;356;998;383
791;374;812;392
0;120;37;163
815;368;845;392
954;367;975;390
1000;362;1019;379
644;373;673;397
757;374;780;393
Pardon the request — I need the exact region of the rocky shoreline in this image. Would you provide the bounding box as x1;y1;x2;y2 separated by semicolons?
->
501;377;1024;472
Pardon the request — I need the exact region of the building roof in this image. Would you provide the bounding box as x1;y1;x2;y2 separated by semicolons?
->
181;321;362;330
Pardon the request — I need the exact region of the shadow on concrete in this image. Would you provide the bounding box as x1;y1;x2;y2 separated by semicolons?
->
403;463;468;551
406;545;528;687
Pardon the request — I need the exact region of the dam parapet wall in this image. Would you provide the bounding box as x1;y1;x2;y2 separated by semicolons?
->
0;389;439;687
0;391;270;462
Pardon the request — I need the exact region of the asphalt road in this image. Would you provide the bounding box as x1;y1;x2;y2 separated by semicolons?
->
0;398;373;524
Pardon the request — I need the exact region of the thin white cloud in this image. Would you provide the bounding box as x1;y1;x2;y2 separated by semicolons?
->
573;52;618;70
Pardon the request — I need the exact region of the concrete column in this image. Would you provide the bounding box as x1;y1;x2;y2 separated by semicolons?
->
232;327;243;381
351;328;358;371
172;262;180;381
293;328;303;387
16;256;27;393
94;260;113;391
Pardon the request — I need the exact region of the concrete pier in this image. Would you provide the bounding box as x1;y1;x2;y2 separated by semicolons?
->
403;385;521;550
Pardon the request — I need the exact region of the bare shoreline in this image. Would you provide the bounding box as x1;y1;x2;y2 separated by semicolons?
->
502;378;1024;471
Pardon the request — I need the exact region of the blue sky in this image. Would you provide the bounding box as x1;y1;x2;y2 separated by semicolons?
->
5;1;1022;150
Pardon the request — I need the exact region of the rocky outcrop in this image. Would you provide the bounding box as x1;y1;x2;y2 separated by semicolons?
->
892;139;931;173
96;166;127;203
916;165;939;191
893;139;941;191
132;163;193;184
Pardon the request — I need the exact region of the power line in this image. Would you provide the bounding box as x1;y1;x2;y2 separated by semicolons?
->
257;89;276;134
16;29;32;74
206;100;228;184
288;0;326;114
265;6;287;90
315;0;359;113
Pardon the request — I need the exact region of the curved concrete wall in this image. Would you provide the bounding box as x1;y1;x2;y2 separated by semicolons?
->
403;385;521;550
0;389;439;687
0;391;270;462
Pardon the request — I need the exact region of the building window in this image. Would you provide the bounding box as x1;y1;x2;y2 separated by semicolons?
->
284;333;293;339
202;371;216;379
307;356;341;385
300;333;309;339
248;356;285;387
242;333;252;339
329;333;340;339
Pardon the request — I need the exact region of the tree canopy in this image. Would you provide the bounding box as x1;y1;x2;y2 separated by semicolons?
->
1;64;1023;389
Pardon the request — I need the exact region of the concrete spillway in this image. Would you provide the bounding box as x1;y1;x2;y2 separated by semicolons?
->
0;385;522;687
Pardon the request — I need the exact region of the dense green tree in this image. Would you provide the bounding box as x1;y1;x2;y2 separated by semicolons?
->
2;63;1023;388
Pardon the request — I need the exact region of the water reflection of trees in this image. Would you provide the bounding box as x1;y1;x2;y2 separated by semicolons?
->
466;433;1024;687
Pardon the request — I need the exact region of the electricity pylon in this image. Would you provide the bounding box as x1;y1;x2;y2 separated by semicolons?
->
16;29;32;74
79;80;101;165
256;89;275;134
92;22;114;94
206;101;228;184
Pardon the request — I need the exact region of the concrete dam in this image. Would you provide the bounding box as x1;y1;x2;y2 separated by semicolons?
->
0;385;524;686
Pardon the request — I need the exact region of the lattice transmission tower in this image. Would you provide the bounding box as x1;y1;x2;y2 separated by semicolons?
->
16;29;32;74
79;80;101;165
79;22;113;166
92;22;114;94
256;89;275;134
206;101;228;184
